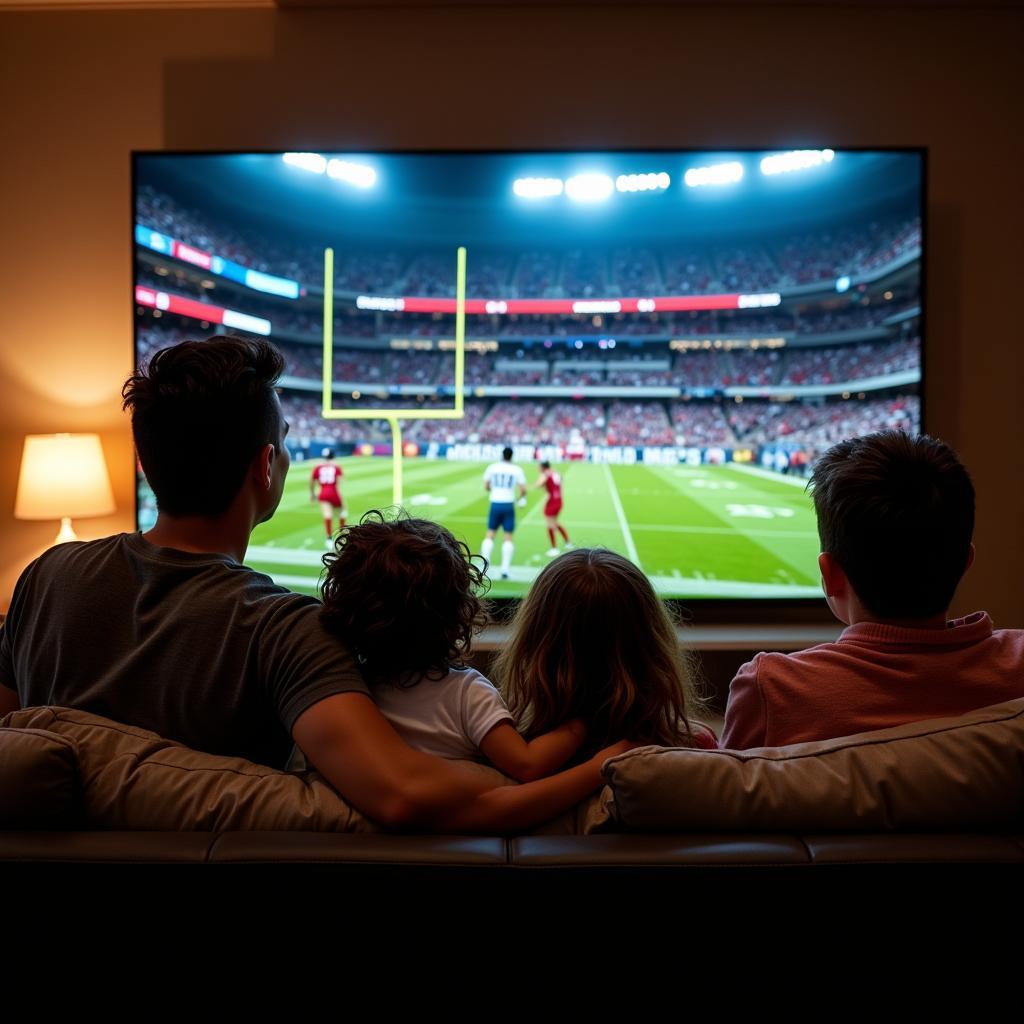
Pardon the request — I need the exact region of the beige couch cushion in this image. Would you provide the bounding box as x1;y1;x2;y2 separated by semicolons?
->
1;706;611;834
2;706;377;832
604;698;1024;832
0;725;81;828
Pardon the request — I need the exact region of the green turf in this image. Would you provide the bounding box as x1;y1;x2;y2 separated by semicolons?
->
247;456;822;599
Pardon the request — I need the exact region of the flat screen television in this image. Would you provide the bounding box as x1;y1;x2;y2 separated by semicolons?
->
133;149;923;602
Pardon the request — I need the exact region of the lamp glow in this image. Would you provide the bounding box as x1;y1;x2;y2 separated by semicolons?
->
15;433;115;544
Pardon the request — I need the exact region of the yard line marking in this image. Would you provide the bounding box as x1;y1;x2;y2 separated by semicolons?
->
726;463;812;489
247;546;330;567
602;463;641;568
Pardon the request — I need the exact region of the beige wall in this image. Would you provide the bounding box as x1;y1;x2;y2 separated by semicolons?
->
1;5;1021;623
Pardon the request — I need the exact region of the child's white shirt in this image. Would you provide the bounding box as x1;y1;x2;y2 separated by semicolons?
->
373;667;514;760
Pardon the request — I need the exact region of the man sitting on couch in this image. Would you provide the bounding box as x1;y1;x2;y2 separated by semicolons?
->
722;430;1024;749
0;336;627;832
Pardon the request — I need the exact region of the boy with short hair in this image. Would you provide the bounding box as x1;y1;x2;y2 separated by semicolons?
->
722;430;1024;749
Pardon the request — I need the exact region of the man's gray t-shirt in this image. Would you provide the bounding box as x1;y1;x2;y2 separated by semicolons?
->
0;533;368;768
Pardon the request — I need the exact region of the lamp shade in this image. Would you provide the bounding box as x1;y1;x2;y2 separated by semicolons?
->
14;433;116;521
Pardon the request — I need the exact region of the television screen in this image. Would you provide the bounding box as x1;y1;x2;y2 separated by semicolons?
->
133;149;923;600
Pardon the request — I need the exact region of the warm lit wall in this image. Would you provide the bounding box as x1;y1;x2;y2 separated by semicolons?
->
1;4;1021;623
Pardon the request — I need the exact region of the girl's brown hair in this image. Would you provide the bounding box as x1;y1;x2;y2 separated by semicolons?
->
320;510;489;685
493;548;705;752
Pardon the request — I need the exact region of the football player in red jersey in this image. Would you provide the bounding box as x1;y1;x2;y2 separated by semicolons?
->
311;447;347;548
535;461;571;557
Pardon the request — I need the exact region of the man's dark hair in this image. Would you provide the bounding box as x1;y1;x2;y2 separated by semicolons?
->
540;460;551;470
122;336;285;517
809;431;975;619
320;510;489;685
502;447;514;461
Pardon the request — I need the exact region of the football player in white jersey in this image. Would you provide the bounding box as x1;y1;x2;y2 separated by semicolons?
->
481;446;527;579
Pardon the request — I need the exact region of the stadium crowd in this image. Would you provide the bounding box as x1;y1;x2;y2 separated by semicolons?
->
778;338;920;386
774;217;920;286
139;185;921;298
278;388;919;453
607;402;675;446
672;403;736;446
727;394;919;447
543;402;606;446
140;315;919;398
477;401;549;445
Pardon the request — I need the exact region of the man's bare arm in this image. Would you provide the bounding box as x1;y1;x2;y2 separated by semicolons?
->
430;747;625;835
293;693;490;828
292;693;622;833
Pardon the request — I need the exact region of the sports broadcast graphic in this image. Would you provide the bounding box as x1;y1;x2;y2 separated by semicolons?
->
134;150;922;599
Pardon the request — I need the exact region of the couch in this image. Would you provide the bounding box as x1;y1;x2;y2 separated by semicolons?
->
3;702;1023;874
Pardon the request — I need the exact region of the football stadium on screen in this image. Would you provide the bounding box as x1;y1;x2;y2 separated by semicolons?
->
133;150;923;599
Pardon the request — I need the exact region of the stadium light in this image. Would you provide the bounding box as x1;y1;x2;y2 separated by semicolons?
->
760;150;835;176
565;173;614;202
513;177;564;199
282;152;327;174
326;158;376;188
615;172;671;193
683;162;744;188
283;153;376;188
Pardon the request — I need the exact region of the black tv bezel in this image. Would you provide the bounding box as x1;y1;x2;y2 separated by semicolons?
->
130;146;927;620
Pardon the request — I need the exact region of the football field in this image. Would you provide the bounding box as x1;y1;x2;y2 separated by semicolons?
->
248;457;823;600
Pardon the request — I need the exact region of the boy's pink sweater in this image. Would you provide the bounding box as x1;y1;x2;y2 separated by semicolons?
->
721;611;1024;749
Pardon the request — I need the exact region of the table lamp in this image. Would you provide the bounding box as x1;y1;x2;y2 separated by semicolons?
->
14;433;116;544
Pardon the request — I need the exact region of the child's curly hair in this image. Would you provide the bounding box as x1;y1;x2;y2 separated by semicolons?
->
320;509;490;685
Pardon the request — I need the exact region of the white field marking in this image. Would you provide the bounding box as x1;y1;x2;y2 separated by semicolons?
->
408;493;449;506
689;478;738;490
248;546;335;567
725;504;796;519
261;564;821;598
602;463;641;568
726;463;813;489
